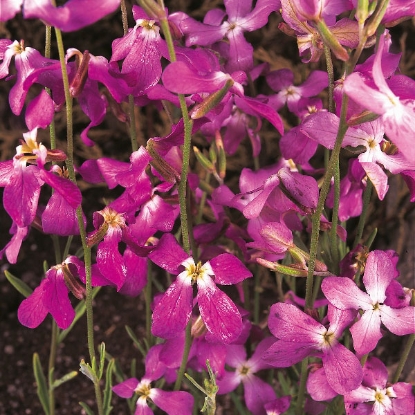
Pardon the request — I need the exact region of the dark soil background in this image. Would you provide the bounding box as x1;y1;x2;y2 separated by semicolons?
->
1;2;414;414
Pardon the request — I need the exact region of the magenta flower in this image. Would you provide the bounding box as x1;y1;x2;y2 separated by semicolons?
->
322;250;415;356
18;256;108;329
178;0;280;72
263;302;363;394
343;33;415;163
216;337;277;415
344;356;415;415
23;0;120;32
266;69;328;115
113;345;194;415
148;233;252;343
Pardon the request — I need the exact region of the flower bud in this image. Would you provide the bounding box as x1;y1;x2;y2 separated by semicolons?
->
193;146;216;173
61;263;86;300
315;20;349;61
137;0;166;20
69;50;91;98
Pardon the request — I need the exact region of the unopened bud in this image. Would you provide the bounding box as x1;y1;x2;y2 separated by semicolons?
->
316;19;349;62
61;263;86;300
137;0;166;20
147;139;181;183
347;110;380;126
86;222;109;247
193;146;215;173
190;79;234;119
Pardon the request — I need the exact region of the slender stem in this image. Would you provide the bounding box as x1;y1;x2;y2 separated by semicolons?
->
54;26;103;415
174;322;192;391
353;180;373;248
48;321;58;415
392;291;415;383
324;45;335;114
295;359;309;415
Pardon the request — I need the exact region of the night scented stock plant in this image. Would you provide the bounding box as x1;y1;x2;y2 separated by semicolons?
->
1;0;415;414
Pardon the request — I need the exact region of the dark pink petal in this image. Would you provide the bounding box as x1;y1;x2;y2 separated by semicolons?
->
277;168;319;214
235;96;284;135
209;253;252;285
244;375;277;415
194;340;227;378
197;275;243;343
181;17;227;46
259;221;293;254
112;377;139;398
362;251;396;303
380;305;415;336
224;344;247;368
135;399;153;415
42;192;83;236
267;303;323;343
18;281;48;328
25;89;54;130
321;276;372;311
152;273;193;339
350;310;382;355
307;367;337;401
280;128;318;164
143;344;166;382
263;339;315;367
0;224;29;264
298;71;329;97
322;343;363;394
162;61;230;94
23;0;121;32
264;396;291;415
43;270;75;329
148;233;189;274
150;388;194;415
300;111;339;149
236;0;280;30
97;236;126;290
0;159;14;186
4;164;42;227
226;28;253;72
118;249;147;297
362;356;388;389
248;337;278;372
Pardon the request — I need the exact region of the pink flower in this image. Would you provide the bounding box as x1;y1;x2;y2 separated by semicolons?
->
322;250;415;356
343;33;415;163
263;302;363;394
148;233;252;343
344;356;415;415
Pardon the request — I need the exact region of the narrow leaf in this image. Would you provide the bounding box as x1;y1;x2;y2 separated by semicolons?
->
103;358;115;415
79;402;94;415
4;270;33;298
52;371;78;389
33;353;50;415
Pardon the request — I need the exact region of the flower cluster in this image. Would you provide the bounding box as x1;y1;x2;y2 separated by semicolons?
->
1;0;414;414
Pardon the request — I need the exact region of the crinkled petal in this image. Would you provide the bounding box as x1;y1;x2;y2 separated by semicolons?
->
209;253;252;285
380;305;415;336
322;343;363;394
152;273;193;339
17;281;48;328
197;275;243;343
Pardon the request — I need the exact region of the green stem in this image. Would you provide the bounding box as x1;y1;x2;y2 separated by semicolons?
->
353;179;373;248
392;291;415;383
54;26;103;415
295;358;309;415
157;1;194;391
48;321;58;415
324;45;335;114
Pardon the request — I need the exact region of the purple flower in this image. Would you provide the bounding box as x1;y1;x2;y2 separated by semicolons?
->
148;233;252;343
344;356;415;415
113;345;194;415
263;302;363;394
216;337;277;415
343;33;415;163
17;256;107;329
23;0;120;32
322;250;415;356
179;0;280;72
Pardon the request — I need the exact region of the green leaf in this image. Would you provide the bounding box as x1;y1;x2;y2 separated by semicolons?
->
4;270;33;298
98;342;106;380
125;326;146;357
58;287;101;343
33;353;50;415
52;371;78;389
79;402;94;415
103;359;115;415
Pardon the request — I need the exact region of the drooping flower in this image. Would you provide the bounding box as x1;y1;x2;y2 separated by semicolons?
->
322;250;415;356
148;233;252;343
17;256;109;329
